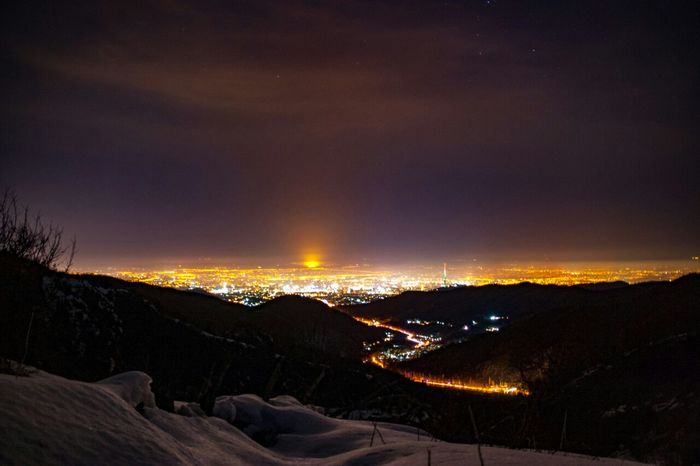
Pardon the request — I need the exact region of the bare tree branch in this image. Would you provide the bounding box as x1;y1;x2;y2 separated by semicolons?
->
0;189;77;270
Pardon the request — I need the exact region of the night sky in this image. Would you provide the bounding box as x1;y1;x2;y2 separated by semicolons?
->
2;1;699;266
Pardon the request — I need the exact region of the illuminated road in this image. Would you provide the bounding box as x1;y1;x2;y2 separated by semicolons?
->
399;371;529;395
353;316;528;396
353;316;430;348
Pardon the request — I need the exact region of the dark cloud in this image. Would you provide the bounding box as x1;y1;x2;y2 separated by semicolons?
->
2;0;699;266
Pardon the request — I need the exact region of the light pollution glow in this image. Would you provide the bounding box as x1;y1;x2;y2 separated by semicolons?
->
92;259;700;307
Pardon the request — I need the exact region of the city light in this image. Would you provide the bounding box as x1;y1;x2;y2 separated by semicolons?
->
97;261;698;308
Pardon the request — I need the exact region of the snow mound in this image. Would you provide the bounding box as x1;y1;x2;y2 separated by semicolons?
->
0;369;193;465
0;368;280;465
0;368;650;466
98;371;156;409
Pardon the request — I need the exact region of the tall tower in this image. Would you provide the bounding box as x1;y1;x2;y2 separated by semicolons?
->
443;262;447;287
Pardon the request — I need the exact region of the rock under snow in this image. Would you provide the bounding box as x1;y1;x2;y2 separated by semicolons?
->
174;401;207;418
212;396;237;424
98;371;156;409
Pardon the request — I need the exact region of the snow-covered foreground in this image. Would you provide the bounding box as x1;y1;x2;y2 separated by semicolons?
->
0;369;648;465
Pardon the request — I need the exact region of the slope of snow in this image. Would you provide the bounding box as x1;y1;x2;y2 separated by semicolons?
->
0;368;649;466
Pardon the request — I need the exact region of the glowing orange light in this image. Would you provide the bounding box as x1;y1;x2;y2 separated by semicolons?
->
302;252;322;268
304;260;321;268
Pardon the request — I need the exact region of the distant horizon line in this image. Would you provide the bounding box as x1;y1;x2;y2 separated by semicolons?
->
76;257;700;273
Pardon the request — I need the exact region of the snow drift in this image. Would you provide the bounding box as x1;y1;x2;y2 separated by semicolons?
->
0;368;648;465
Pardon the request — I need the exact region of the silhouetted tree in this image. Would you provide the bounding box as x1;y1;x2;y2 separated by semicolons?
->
0;189;75;271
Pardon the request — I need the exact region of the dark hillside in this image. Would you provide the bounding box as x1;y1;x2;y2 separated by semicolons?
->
250;295;380;358
400;275;700;381
399;274;700;464
341;282;594;326
80;272;383;358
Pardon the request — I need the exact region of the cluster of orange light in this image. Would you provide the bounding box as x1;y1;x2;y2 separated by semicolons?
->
400;371;530;396
364;354;528;395
368;355;387;369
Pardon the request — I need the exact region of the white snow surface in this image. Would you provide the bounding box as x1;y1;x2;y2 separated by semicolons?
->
0;369;649;466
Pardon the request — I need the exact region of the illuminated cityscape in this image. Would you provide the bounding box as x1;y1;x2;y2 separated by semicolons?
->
96;260;699;307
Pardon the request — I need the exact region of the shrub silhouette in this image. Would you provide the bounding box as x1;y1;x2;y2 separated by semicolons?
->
0;189;75;271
